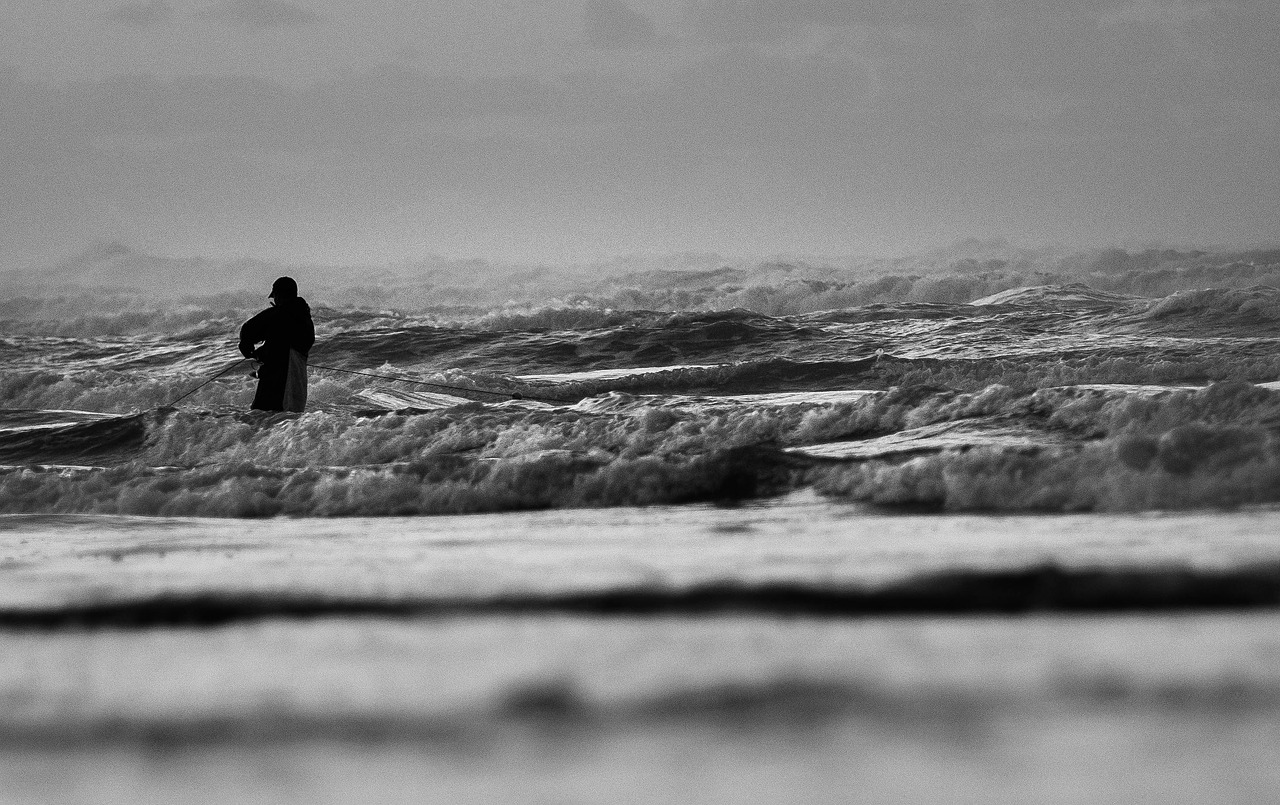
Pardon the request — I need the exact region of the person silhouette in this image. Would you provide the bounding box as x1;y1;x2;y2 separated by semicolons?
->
238;276;315;412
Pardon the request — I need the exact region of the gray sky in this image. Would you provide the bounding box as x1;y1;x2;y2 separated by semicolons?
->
2;0;1277;268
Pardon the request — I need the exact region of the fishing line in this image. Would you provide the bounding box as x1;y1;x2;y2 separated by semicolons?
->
163;358;249;407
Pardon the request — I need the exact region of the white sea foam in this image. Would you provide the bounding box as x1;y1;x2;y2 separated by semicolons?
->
519;364;717;382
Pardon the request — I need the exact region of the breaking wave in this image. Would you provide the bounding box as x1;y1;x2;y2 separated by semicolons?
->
1143;285;1280;325
2;380;1280;516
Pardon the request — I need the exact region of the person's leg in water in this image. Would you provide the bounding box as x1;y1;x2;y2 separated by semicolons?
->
250;359;288;411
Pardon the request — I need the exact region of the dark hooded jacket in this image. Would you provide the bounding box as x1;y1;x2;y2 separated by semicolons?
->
239;296;315;411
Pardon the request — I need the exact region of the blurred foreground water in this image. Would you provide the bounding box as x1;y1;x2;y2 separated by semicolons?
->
2;497;1280;803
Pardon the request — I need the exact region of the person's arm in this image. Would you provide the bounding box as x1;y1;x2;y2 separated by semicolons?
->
238;309;272;359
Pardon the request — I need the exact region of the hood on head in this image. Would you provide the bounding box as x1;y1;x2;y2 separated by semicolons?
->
269;276;298;300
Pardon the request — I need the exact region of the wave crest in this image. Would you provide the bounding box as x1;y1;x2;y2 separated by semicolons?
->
1144;286;1280;323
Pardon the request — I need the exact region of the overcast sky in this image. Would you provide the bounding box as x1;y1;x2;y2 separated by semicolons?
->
2;0;1277;268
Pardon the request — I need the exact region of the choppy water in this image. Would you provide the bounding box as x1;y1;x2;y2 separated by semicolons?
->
3;283;1280;515
2;285;1280;517
4;276;1280;802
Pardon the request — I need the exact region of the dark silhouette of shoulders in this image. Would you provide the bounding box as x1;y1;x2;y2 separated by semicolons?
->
239;297;315;362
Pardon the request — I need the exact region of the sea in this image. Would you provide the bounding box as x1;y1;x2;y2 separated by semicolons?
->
3;253;1280;803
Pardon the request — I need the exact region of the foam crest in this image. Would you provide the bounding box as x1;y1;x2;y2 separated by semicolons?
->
970;283;1140;309
811;382;1280;512
1143;286;1280;324
813;439;1280;512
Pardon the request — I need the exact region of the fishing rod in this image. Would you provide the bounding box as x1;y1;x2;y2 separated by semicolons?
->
163;358;249;407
